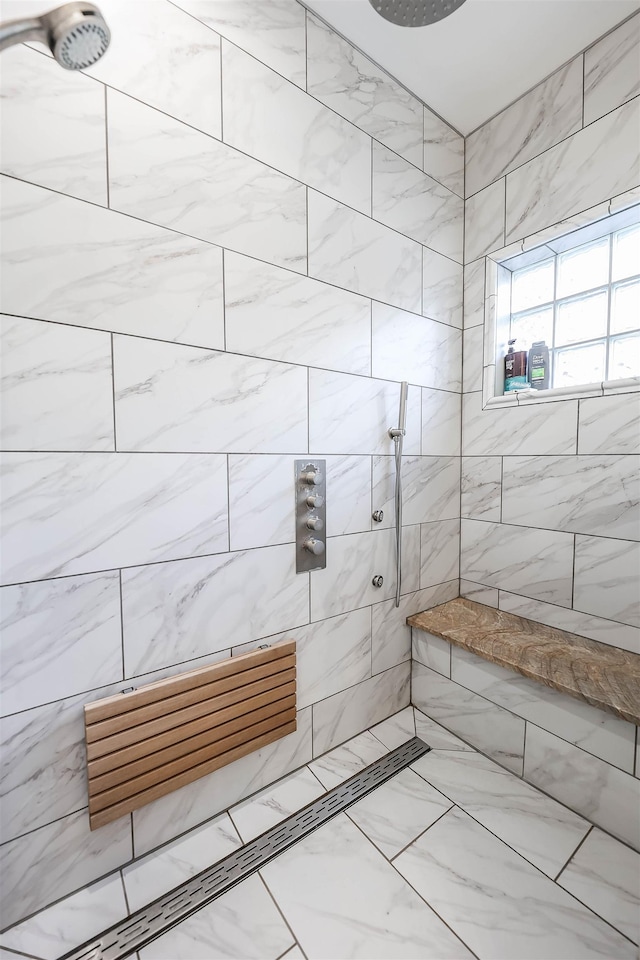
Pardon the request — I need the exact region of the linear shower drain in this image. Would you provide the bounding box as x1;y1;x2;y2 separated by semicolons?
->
60;736;430;960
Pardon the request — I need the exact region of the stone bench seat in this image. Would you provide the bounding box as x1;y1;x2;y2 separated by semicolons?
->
407;598;640;726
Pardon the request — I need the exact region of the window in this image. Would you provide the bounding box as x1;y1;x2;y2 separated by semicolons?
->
506;220;640;389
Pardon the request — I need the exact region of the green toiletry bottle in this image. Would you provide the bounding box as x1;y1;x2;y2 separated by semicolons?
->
528;341;550;390
504;339;528;393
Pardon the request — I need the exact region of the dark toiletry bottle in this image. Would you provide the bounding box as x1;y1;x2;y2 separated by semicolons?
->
528;341;550;390
504;339;528;393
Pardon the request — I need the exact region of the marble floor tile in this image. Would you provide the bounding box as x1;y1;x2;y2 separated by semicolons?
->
370;706;416;750
123;814;241;912
260;813;473;959
309;731;388;790
229;767;326;843
281;946;305;959
346;768;452;859
413;709;477;752
411;749;589;877
395;807;635;960
139;874;294;960
557;827;640;944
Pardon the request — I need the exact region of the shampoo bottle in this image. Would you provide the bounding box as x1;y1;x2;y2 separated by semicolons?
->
504;339;528;393
528;341;550;390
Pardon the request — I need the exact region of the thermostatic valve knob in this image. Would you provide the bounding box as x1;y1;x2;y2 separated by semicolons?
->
306;493;324;509
304;537;325;556
306;516;324;531
372;510;384;522
301;470;323;486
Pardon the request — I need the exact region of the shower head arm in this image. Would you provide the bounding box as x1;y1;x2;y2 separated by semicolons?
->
0;17;46;52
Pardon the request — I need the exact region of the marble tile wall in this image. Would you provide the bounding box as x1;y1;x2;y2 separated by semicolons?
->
0;0;463;927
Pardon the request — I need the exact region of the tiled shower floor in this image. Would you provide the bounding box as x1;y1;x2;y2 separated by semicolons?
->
2;708;639;960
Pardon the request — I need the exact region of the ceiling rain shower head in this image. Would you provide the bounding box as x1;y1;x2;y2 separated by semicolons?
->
368;0;468;27
0;2;110;69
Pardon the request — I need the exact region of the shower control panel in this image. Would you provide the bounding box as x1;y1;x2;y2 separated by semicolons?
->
295;460;327;573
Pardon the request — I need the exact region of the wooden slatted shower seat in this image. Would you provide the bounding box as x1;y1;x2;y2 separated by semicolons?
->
84;640;296;829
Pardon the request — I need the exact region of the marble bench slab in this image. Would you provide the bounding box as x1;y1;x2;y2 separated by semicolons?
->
408;598;640;726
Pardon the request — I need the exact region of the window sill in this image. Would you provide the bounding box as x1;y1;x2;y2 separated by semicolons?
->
484;376;640;408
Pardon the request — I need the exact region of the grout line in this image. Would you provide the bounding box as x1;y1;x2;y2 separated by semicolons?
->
219;36;225;142
257;872;302;957
118;570;125;682
221;246;227;352
570;533;577;608
120;866;132;916
387;803;454;862
0;946;44;960
109;333;118;452
226;454;231;553
104;85;110;208
553;824;593;882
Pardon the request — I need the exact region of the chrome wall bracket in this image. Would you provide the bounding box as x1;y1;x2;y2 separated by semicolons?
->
295;459;326;573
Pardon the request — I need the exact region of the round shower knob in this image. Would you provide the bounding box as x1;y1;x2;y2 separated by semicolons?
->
306;493;324;509
372;575;384;588
306;516;324;531
303;537;325;556
301;470;323;485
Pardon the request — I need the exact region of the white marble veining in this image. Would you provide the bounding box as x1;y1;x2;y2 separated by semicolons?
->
524;724;640;851
574;535;640;628
465;58;583;197
499;590;640;656
423;108;464;198
0;451;228;585
578;393;640;455
459;579;499;607
422;248;463;328
370;706;416;750
175;0;306;87
412;629;451;678
312;663;410;757
132;708;312;856
123;814;241;911
371;581;459;675
1;316;114;452
412;749;589;877
114;336;308;454
0;809;132;929
461;518;574;606
584;13;640;126
0;176;225;349
121;544;308;676
229;767;325;843
306;13;423;168
261;813;474;959
372;455;460;528
420;519;460;588
501;455;640;540
506;98;640;243
347;768;452;859
413;709;477;752
311;526;420;620
224;251;370;376
371;302;462;391
87;0;221;135
451;644;636;772
107;90;306;272
462;391;578;456
558;827;640;944
223;43;371;213
464;180;505;263
422;388;461;456
140;874;294;960
373;143;464;262
463;259;486;329
462;324;483;393
0;873;126;960
394;807;635;960
289;608;371;710
412;661;525;773
309;369;421;456
0;46;106;204
309;730;388;790
0;572;122;716
308;190;422;312
461;456;501;521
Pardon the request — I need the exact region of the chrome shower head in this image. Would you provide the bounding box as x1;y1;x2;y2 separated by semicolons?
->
368;0;468;27
0;2;111;70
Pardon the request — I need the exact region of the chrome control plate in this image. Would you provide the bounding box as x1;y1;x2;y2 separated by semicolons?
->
295;459;327;573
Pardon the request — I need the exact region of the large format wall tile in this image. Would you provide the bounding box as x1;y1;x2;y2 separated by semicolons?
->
584;13;640;126
461;456;501;521
462;391;578;456
524;724;640;851
121;544;309;676
578;393;640;455
461;518;574;606
0;47;106;204
372;455;460;528
175;0;306;88
465;58;583;197
462;325;483;393
573;536;640;627
86;0;221;136
223;43;371;213
306;13;423;167
422;388;461;456
371;303;462;391
371;581;458;675
0;177;225;349
114;336;308;453
308;190;422;312
373;143;464;262
224;251;370;376
420;519;460;588
0;316;114;452
464;180;505;263
463;259;486;329
423;108;464;198
0;573;122;716
422;248;463;328
312;663;410;755
501;455;640;540
506;97;640;242
107;90;306;272
0;452;228;585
